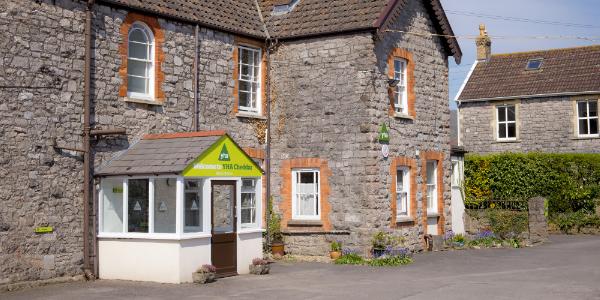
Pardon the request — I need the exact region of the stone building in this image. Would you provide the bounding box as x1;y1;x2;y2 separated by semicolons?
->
0;0;461;285
457;25;600;154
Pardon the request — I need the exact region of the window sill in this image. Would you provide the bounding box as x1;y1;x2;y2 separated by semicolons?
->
287;219;323;227
494;139;520;143
396;216;414;223
427;212;440;218
571;136;600;140
239;228;266;235
393;113;414;120
236;112;266;120
98;232;212;240
124;97;164;106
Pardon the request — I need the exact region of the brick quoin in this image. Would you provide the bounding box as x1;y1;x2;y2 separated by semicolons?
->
118;12;166;102
279;158;332;231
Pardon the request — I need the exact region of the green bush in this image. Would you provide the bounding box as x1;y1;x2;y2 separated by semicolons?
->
551;211;600;233
487;210;528;239
367;255;412;267
464;153;600;215
334;253;365;265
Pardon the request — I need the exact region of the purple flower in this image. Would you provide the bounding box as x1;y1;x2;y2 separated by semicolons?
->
342;247;358;256
476;230;496;239
444;230;455;241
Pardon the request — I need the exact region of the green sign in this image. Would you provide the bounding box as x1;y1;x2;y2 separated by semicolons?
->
112;186;123;194
182;135;263;178
378;123;390;143
35;226;53;234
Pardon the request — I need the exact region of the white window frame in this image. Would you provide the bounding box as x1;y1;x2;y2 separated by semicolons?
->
238;45;262;115
496;104;517;141
393;58;408;114
127;22;155;101
240;178;259;228
426;160;438;215
396;167;410;217
291;169;321;220
577;100;599;138
183;179;203;233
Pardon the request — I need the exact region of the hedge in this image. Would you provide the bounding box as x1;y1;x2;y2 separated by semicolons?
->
464;153;600;215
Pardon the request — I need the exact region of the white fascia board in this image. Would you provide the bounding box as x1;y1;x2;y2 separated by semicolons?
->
454;60;478;104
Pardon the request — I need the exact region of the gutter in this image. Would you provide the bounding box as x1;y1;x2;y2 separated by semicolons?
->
458;90;600;103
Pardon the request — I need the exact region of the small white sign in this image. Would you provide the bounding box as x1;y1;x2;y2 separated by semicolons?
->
191;200;199;211
133;201;142;211
381;144;389;158
158;201;167;212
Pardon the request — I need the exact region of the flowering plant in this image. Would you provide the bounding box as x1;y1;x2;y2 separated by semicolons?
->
252;258;268;266
330;241;342;252
197;264;217;273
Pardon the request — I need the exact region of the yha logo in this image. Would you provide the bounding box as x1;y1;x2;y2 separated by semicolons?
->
218;144;230;161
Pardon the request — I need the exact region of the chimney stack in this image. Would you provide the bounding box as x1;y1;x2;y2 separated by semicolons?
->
476;24;491;61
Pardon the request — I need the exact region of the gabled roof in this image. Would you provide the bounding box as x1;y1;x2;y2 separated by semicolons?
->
95;131;224;176
100;0;267;38
258;0;461;61
457;45;600;102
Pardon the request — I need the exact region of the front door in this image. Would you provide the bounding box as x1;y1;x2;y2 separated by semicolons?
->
211;180;237;277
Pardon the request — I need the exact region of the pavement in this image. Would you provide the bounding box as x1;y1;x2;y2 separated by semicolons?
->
3;235;600;300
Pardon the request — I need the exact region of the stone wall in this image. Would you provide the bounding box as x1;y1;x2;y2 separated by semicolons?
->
269;0;452;255
459;95;600;154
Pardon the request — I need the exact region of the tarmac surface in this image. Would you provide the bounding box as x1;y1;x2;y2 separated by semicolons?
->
4;235;600;299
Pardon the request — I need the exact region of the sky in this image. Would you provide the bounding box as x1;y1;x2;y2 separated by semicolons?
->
440;0;600;109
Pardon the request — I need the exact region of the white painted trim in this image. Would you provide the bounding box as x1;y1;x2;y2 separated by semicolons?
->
459;90;600;103
97;232;212;240
238;229;266;234
291;169;321;221
176;177;184;236
454;60;478;102
149;178;155;234
122;180;128;233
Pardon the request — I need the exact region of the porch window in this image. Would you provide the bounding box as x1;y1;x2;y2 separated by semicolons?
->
426;160;438;214
184;180;203;233
292;169;320;220
577;100;599;137
396;167;410;217
496;104;517;140
153;178;177;233
393;58;408;114
241;179;257;227
128;179;149;233
238;46;262;114
101;178;124;233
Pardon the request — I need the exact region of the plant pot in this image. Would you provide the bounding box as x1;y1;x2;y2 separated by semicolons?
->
330;251;341;260
271;242;285;256
372;248;385;258
249;264;270;275
192;272;216;284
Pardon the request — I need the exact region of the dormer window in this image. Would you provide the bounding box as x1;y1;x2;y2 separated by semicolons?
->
526;58;543;70
272;0;301;15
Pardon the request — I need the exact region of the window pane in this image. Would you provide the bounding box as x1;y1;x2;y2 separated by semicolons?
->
128;179;149;233
128;76;146;94
240;64;251;79
590;118;598;135
578;102;588;118
396;170;404;192
241;179;257;226
239;91;250;108
129;28;148;43
153;178;176;233
297;194;315;216
498;123;507;139
129;42;148;60
240;48;251;65
426;161;436;185
579;119;589;135
184;180;202;233
101;178;123;233
127;59;147;77
507;123;516;138
507;105;515;121
497;107;506;122
300;172;315;184
589;101;598;117
212;184;234;233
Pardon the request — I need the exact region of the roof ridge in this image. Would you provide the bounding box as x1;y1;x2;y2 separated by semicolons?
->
492;44;600;57
143;130;227;140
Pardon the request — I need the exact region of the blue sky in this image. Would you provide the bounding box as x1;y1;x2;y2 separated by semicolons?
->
440;0;600;109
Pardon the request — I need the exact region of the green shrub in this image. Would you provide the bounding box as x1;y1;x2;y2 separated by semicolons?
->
487;209;528;239
371;231;403;250
330;241;342;252
551;211;600;233
367;255;412;267
464;153;600;215
334;253;365;265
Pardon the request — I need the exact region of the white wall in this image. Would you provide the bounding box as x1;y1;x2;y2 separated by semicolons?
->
179;238;211;282
237;231;263;274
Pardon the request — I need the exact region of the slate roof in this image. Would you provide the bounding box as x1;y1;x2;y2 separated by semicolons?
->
95;131;224;176
100;0;267;38
458;45;600;102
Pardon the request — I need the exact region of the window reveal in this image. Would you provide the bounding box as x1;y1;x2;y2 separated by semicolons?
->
241;179;257;226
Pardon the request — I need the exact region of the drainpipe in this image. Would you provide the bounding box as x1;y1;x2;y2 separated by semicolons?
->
265;40;272;246
82;0;95;279
193;24;200;131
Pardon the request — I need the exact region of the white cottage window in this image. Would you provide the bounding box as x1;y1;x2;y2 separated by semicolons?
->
393;58;408;114
426;160;438;214
238;46;261;114
496;104;516;140
127;22;154;100
292;169;320;220
241;179;258;227
396;167;410;217
577;100;599;137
